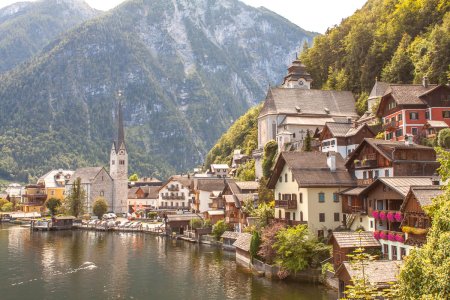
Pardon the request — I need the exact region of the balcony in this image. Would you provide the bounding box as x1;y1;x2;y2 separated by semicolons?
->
23;194;47;201
372;210;403;223
275;218;306;226
382;121;399;132
354;159;377;169
158;206;190;210
162;195;185;200
343;205;366;214
167;186;179;192
373;230;405;243
274;200;297;209
356;178;374;186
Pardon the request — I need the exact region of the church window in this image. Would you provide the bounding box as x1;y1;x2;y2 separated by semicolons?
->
119;160;125;165
272;121;276;140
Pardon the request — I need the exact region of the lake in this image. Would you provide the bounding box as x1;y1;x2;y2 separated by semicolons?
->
0;224;337;299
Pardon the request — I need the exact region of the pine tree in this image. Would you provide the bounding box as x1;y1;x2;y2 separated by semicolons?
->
65;177;86;218
303;129;312;152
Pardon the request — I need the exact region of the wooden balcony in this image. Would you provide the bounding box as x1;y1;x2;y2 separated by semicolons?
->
275;200;297;209
356;178;374;186
354;160;378;169
162;195;185;200
382;121;398;132
343;205;366;214
167;186;179;192
275;218;306;226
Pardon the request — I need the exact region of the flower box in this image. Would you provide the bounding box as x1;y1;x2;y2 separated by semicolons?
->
373;231;380;239
388;232;396;241
395;233;405;243
372;210;379;219
394;211;402;222
387;211;395;222
402;226;412;234
379;231;388;240
379;211;387;221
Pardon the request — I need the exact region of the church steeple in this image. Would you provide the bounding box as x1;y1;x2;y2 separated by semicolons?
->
281;57;313;89
117;100;125;150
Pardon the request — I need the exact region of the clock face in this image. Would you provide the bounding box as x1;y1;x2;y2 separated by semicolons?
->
119;150;124;155
298;79;304;86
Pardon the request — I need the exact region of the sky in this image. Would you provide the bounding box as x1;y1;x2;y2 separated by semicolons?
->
0;0;367;33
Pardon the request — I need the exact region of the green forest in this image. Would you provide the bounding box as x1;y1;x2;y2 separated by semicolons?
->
301;0;449;94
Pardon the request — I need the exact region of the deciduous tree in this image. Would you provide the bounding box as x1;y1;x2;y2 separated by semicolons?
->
92;197;108;219
45;198;61;216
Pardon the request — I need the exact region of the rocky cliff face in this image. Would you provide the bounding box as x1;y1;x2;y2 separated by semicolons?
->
0;0;316;181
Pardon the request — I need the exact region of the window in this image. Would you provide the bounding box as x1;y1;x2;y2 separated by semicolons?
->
333;193;339;202
300;211;303;221
383;244;389;259
409;112;419;120
395;128;403;137
292;173;294;182
412;127;418;135
392;245;398;260
319;193;325;203
334;213;340;222
425;110;430;120
272;121;276;140
278;210;281;219
279;176;282;183
50;190;55;196
278;193;281;200
400;247;407;258
374;170;379;179
284;174;288;182
292;194;297;201
443;111;450;118
293;212;296;220
370;220;374;229
319;213;325;222
299;193;303;203
377;200;384;210
363;171;367;179
397;114;402;121
119;160;125;165
385;169;390;177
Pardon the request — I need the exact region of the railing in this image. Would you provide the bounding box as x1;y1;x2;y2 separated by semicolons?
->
274;200;297;209
372;210;403;222
354;160;377;169
343;205;366;214
382;121;398;131
158;206;190;210
357;178;374;186
167;186;179;192
275;218;306;226
162;195;185;200
373;230;405;242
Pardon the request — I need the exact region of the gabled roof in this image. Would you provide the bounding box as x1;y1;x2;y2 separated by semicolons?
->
368;81;390;100
259;87;357;118
232;233;253;251
158;175;193;192
383;84;438;105
340;187;366;196
194;178;226;192
337;260;402;288
424;120;449;129
128;186;160;199
235;181;259;191
221;231;241;240
321;122;375;140
331;231;380;249
68;167;107;185
345;138;436;168
401;185;444;211
37;169;74;188
268;152;355;188
360;177;433;198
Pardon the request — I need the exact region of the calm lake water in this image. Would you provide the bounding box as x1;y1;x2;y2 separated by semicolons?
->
0;224;337;300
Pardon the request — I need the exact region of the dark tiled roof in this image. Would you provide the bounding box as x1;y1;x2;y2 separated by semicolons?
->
407;185;444;207
270;152;355;188
68;167;104;184
385;84;438;105
368;81;390;99
194;178;226;192
332;231;380;248
340;261;402;287
259;87;357;118
221;231;241;240
232;233;253;251
128;187;140;199
324;122;353;137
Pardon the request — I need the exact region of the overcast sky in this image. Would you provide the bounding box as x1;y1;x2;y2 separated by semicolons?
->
0;0;367;33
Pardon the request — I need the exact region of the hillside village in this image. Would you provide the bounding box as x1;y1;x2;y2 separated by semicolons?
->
1;56;449;296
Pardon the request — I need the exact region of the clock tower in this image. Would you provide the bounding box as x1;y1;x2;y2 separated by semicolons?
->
110;101;128;214
281;57;313;89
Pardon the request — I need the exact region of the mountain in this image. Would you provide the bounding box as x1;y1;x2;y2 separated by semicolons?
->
0;0;316;182
300;0;449;94
0;0;99;73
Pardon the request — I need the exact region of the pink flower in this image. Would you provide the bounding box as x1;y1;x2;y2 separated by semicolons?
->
388;232;396;241
373;231;380;239
387;212;395;222
395;234;404;243
372;211;379;219
380;231;388;240
379;211;387;220
394;212;402;222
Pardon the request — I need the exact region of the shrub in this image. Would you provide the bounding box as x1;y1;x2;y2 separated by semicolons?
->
92;197;108;219
189;218;203;229
211;220;232;241
1;202;13;212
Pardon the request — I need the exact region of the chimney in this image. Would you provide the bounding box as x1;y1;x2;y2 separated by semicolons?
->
422;76;429;88
431;173;440;186
327;152;336;172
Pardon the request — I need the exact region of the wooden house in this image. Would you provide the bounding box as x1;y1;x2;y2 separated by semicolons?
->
233;233;253;268
335;260;402;299
221;231;241;251
330;231;381;270
165;214;201;235
400;185;443;246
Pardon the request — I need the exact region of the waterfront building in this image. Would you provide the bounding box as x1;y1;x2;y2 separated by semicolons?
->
267;152;355;238
221;231;242;251
22;183;47;213
127;186;160;212
209;164;230;178
65;167;114;214
233;233;253;268
37;169;74;201
5;183;24;205
335;260;402;299
376;79;450;142
158;175;193;211
359;177;433;260
330;231;381;270
253;58;358;178
319;121;375;159
192;178;226;213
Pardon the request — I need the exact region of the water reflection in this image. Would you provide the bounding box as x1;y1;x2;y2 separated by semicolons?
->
0;225;337;300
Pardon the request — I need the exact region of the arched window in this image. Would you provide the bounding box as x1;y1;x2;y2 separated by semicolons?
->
278;193;281;200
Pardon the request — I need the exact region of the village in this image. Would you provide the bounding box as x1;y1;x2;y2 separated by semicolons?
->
1;58;449;297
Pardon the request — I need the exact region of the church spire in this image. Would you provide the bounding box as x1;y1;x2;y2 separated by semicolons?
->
117;100;125;149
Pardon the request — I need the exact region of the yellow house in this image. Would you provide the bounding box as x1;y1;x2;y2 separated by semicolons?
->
37;169;74;201
268;152;355;238
22;184;47;213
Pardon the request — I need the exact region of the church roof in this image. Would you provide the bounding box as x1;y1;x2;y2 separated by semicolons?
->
282;59;313;84
112;101;126;153
68;167;108;185
259;87;357;118
368;81;390;100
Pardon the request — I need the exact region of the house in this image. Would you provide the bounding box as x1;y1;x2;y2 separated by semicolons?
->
222;179;259;232
210;164;230;178
127;186;159;213
356;80;390;126
233;232;253;267
400;185;443;247
37;169;74;201
268;152;355;238
335;260;402;299
231;149;250;169
359;177;433;260
158;175;193;211
131;177;162;187
166;214;201;235
5;183;24;205
221;231;242;251
376;79;450;142
421;120;449;139
22;184;47;213
345;138;439;186
253;59;358;178
330;231;381;270
65;167;114;214
319;121;375;159
192;178;225;213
